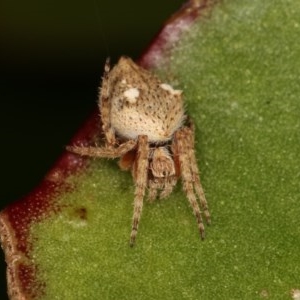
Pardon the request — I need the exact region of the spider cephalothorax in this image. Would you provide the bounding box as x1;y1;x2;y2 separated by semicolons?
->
67;56;211;245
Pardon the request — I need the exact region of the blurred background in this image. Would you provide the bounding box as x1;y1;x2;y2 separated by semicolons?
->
0;0;183;298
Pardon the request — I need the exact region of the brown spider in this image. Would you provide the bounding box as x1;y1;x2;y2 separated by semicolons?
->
67;56;211;246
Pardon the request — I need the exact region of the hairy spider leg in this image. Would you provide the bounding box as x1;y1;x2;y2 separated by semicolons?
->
99;57;117;146
173;126;209;239
130;135;149;246
66;139;137;159
186;123;211;224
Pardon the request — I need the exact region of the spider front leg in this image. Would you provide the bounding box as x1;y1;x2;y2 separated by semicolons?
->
130;135;149;246
66;139;137;159
186;122;211;223
173;125;210;240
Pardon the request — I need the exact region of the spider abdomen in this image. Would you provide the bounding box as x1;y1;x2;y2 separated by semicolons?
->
108;57;185;143
111;108;184;142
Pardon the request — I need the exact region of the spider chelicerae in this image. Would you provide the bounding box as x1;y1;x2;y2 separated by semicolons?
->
67;56;211;246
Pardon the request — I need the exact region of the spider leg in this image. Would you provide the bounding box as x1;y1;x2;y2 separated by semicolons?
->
174;126;209;239
99;57;116;146
130;135;149;246
66;139;137;159
187;122;211;224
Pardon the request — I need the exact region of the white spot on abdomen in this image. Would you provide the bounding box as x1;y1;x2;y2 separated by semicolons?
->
124;88;139;103
160;83;182;96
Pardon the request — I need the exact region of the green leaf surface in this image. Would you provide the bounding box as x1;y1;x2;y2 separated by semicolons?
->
6;0;300;299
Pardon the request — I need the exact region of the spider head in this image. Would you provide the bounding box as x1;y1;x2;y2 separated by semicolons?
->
150;147;175;178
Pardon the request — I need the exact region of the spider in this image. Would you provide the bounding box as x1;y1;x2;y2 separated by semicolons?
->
67;56;211;246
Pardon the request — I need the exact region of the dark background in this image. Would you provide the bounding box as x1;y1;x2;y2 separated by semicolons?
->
0;0;183;298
